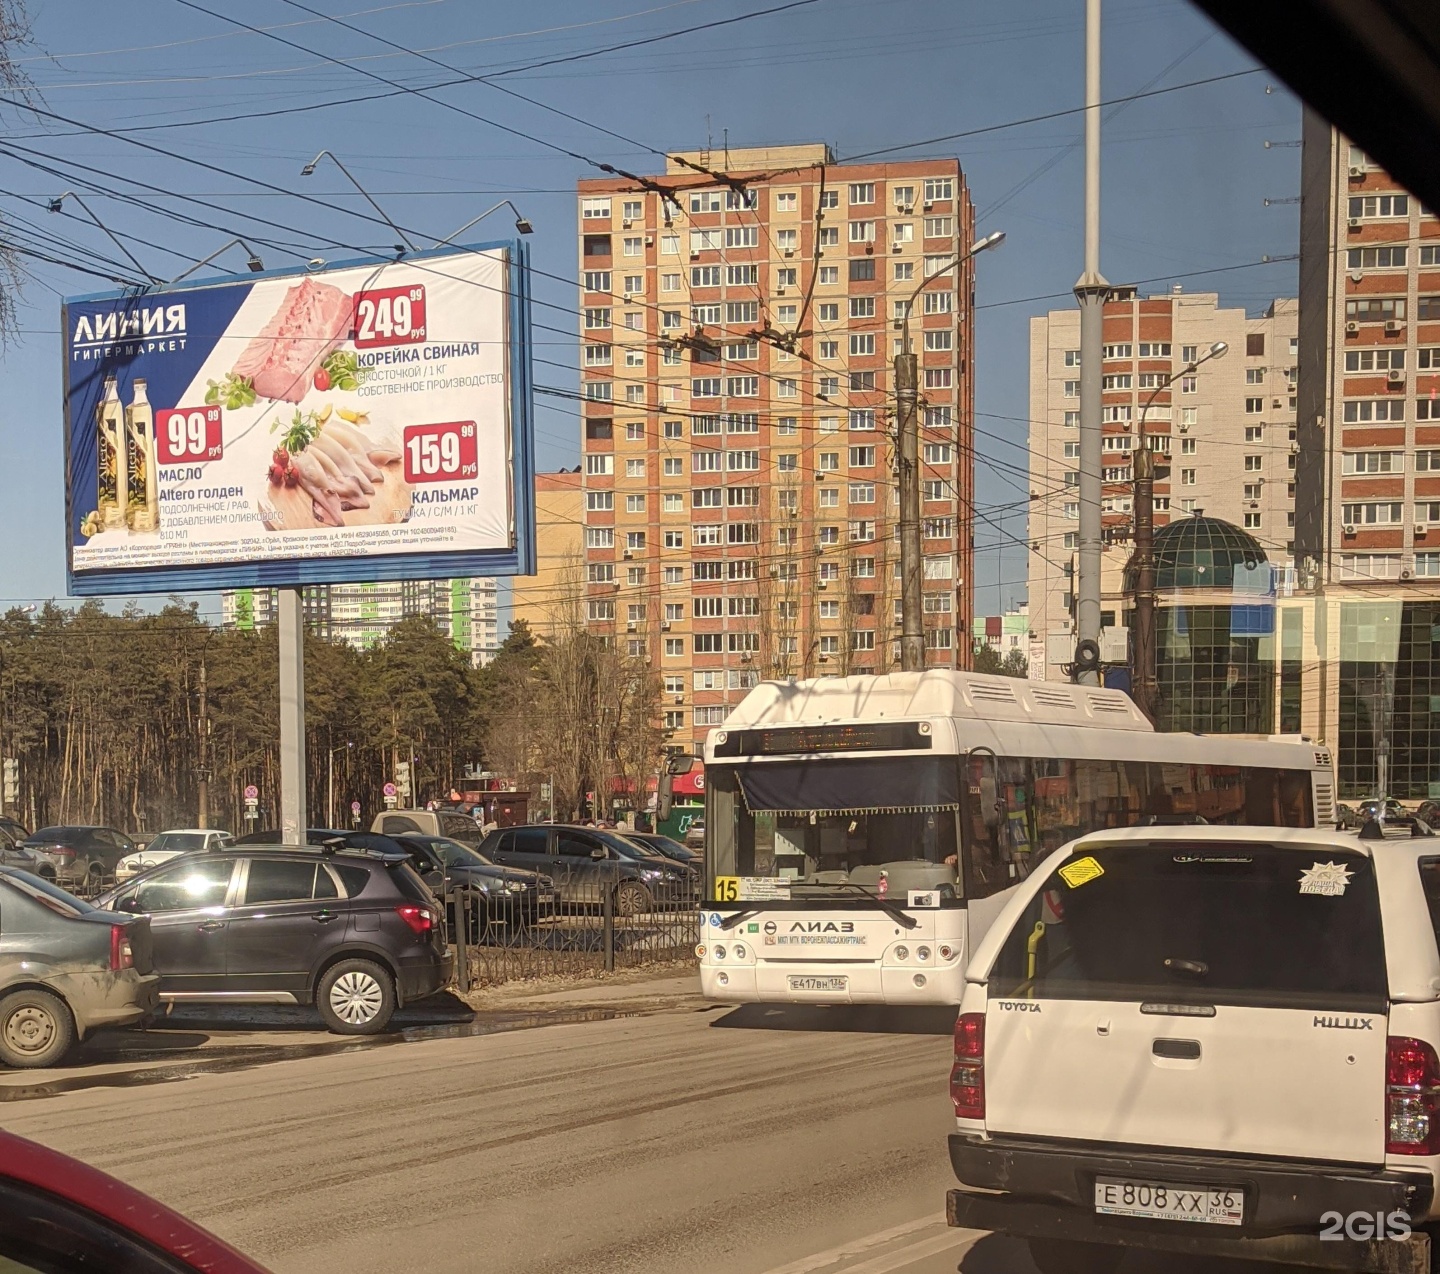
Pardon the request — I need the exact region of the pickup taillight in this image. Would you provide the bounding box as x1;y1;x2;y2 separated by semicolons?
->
1387;1036;1440;1155
950;1012;986;1120
109;924;134;971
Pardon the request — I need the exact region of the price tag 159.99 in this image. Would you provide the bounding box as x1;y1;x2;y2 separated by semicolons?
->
402;421;479;484
156;405;223;465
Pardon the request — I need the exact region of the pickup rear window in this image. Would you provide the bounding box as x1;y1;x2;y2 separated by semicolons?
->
991;843;1387;1012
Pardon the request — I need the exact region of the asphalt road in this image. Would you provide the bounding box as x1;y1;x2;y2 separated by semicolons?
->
3;999;1298;1274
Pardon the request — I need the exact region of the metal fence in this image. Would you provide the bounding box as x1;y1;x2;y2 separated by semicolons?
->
445;864;699;990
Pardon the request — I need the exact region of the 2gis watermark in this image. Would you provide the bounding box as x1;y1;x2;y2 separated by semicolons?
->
1319;1210;1412;1242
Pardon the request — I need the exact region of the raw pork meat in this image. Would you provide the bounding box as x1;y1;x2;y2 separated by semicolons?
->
231;277;351;403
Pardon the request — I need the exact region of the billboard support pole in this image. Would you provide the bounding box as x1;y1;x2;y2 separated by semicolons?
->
279;587;307;845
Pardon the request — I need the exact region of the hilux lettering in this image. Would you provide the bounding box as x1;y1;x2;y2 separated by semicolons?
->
788;921;855;934
995;1001;1041;1012
1313;1015;1374;1031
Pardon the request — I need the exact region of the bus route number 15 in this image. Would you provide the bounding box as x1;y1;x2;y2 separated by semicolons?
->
714;876;740;902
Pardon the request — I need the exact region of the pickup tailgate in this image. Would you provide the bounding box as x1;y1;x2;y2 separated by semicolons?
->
979;841;1389;1165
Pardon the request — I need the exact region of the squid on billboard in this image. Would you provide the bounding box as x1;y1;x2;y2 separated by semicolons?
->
62;240;535;595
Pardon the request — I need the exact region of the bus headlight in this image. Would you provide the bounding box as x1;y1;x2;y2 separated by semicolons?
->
733;943;747;959
913;973;927;988
717;972;729;986
894;945;910;962
917;946;931;962
714;945;727;960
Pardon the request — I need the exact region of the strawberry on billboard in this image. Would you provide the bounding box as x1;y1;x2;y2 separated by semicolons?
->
62;240;534;595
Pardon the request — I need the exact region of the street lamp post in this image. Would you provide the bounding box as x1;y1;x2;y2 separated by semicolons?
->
1130;340;1228;723
895;230;1005;673
327;741;353;830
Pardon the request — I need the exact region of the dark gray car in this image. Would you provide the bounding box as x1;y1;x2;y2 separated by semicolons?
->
21;826;136;888
479;824;697;914
0;867;159;1067
95;847;451;1035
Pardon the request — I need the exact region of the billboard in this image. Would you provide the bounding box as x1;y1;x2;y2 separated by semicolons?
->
62;240;534;595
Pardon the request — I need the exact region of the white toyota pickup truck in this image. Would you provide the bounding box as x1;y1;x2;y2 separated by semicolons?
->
946;826;1440;1274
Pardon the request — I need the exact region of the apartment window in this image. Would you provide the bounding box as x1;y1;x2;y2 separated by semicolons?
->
819;452;840;472
728;486;760;508
923;593;953;614
1416;503;1440;525
1063;380;1080;397
1419;297;1440;321
819;189;839;209
849;482;876;503
690;266;722;288
1181;407;1198;429
620;494;644;514
1103;436;1132;452
1344;297;1405;321
587;564;614;584
923;369;952;390
585;453;615;477
1416;451;1440;471
817;265;839;285
726;450;760;471
1339;554;1402;580
849;219;878;245
1345;349;1405;371
584;343;614;369
817;600;840;620
584;308;611;331
923;555;954;580
692;525;721;546
693;597;723;619
657;273;681;294
923;255;953;279
818;525;840;546
663;638;684;657
1181;437;1197;455
625;532;646;550
1419;400;1440;421
1062;410;1081;429
848;520;876;542
586;491;613;512
723;341;759;363
849;259;876;282
777;525;798;546
1341;501;1404;525
661;347;682;367
849;333;875;357
817;302;841;324
893;261;914;282
849;445;876;467
692;488;722;509
1243;512;1262;529
769;190;797;215
1178;376;1198;394
923;443;952;465
776;304;798;327
622;238;643;260
1245;425;1264;442
621;385;643;404
1102;373;1132;390
1347;194;1409;218
727;632;760;655
1343;451;1405;474
581;198;611;219
662;494;683;513
1100;343;1131;360
892;223;914;245
691;377;721;398
1347;245;1408;269
722;225;759;250
923;216;954;238
725;376;758;397
922;291;953;316
587;600;614;622
925;407;952;431
849;182;875;205
1063;502;1079;519
585;528;614;549
1138;342;1171;357
1101;405;1133;423
922;330;953;353
924;516;953;538
1244;455;1263;472
923;177;954;201
1179;468;1197;486
1342;399;1405;422
663;531;683;549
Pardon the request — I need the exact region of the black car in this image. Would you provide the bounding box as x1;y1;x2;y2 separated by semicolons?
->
394;833;553;939
626;833;702;869
21;826;136;887
94;845;451;1035
479;824;697;914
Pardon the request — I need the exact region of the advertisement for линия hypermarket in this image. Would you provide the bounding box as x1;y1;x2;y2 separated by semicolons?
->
63;245;524;591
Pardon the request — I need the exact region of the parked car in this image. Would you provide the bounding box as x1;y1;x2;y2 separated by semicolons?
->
115;828;234;881
20;826;136;887
1417;799;1440;829
627;832;702;868
0;1128;270;1271
946;825;1440;1273
1358;796;1406;822
683;817;705;850
0;815;28;849
479;824;697;914
0;866;158;1068
394;833;553;939
371;807;486;847
94;844;451;1035
1333;801;1361;830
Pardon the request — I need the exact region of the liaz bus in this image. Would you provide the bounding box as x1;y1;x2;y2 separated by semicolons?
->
697;671;1335;1006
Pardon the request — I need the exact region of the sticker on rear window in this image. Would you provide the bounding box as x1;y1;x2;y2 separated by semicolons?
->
1058;856;1104;888
1299;861;1354;897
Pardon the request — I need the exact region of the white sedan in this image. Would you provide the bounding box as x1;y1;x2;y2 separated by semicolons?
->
115;828;233;881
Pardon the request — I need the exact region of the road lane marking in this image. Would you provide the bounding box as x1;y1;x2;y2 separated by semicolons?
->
759;1215;985;1274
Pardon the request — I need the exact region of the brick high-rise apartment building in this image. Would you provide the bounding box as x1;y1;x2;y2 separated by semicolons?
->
1027;289;1299;678
576;144;976;752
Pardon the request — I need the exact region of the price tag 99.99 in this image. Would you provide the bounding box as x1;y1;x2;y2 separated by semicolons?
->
156;405;223;465
402;421;479;484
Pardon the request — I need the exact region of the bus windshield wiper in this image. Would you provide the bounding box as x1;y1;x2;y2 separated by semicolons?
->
827;881;919;929
719;910;758;932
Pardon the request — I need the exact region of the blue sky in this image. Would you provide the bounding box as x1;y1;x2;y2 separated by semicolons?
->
0;0;1301;621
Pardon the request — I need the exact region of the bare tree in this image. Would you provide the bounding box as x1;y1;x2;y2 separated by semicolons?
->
0;2;35;344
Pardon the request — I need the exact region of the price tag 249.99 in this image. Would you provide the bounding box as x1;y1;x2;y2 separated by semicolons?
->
402;421;479;483
353;285;426;348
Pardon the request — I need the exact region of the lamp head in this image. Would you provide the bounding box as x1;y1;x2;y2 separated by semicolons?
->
1209;341;1229;359
971;229;1006;254
46;197;62;213
246;254;264;273
514;217;534;235
300;163;317;177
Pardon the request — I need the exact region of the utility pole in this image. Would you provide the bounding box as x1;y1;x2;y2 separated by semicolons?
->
896;352;924;672
1073;0;1107;685
895;231;1006;674
196;657;209;829
278;587;307;845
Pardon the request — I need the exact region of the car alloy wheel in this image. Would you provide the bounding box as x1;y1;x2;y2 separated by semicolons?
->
328;970;384;1025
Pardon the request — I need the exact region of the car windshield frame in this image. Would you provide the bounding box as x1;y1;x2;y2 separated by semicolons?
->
401;834;498;869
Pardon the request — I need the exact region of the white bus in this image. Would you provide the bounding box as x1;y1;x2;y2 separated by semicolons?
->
697;671;1335;1006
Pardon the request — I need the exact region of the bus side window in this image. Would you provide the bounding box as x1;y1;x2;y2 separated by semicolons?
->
963;756;1035;898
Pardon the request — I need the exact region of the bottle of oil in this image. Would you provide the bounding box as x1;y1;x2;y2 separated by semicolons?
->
97;376;127;530
125;378;159;533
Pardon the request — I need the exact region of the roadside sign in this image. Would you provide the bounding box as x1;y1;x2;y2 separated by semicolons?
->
383;782;397;798
384;795;397;809
350;800;361;815
243;784;258;800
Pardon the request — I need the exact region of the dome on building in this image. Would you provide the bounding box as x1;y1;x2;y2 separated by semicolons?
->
1123;515;1269;593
